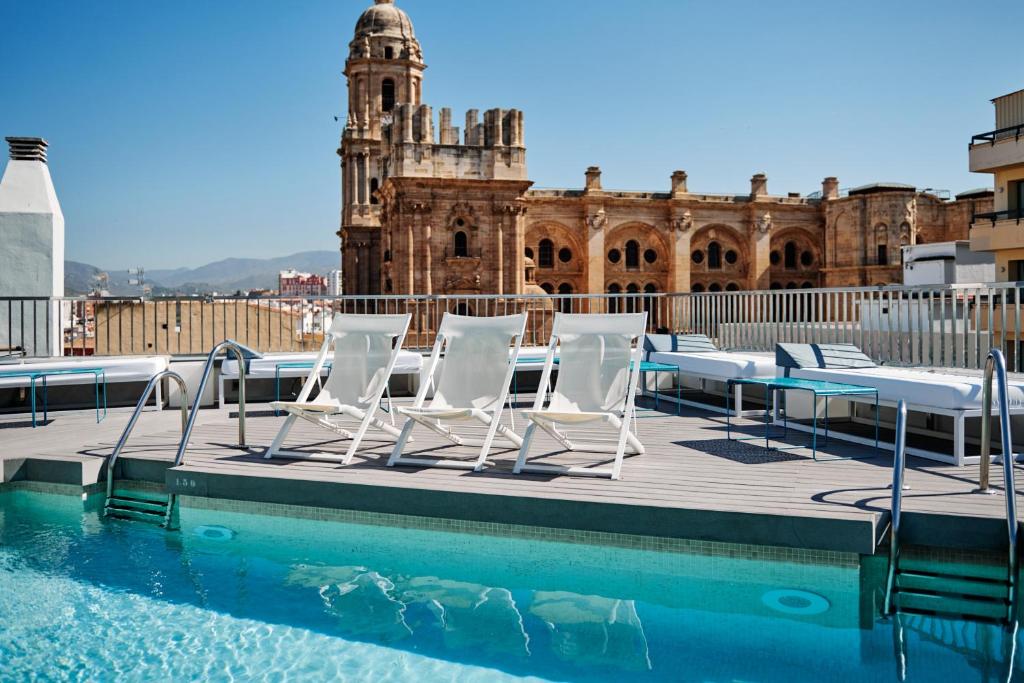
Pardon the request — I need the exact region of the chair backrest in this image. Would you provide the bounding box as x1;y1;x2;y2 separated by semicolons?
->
298;314;411;408
423;313;527;411
543;313;647;414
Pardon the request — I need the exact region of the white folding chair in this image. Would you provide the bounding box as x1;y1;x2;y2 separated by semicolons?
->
387;313;527;471
514;312;647;480
266;313;412;464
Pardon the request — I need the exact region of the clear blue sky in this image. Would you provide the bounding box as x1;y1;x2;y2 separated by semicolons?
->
1;0;1021;270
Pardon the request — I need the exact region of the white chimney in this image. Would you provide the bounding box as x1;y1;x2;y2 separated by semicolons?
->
0;137;65;356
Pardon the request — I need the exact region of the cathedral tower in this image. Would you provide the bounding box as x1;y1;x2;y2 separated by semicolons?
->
338;0;425;294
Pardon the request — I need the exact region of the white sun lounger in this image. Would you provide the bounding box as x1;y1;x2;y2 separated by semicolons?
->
265;313;412;463
387;313;527;472
642;333;775;416
514;312;647;480
776;342;1024;465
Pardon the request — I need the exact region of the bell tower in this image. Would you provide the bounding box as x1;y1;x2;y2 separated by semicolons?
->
338;0;426;295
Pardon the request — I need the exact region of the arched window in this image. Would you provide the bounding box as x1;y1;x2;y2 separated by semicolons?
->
558;283;573;313
708;241;722;270
784;241;797;270
726;282;739;291
384;46;394;59
692;283;705;293
877;244;888;265
708;282;722;292
540;282;554;294
626;282;640;312
625;240;640;268
770;282;782;290
453;231;468;257
524;247;534;260
538;239;554;267
381;79;396;112
801;281;814;289
607;283;622;313
369;178;379;205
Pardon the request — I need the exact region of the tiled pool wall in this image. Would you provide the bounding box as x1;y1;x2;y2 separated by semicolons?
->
179;494;862;569
4;480;1002;571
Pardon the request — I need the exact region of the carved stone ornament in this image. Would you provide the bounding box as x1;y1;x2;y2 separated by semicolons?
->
587;208;607;231
756;211;772;234
446;201;476;226
671;210;693;232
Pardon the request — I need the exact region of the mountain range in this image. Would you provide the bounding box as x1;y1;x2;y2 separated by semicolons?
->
65;251;339;296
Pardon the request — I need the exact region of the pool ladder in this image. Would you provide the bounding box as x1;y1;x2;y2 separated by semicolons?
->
884;348;1019;626
104;340;255;529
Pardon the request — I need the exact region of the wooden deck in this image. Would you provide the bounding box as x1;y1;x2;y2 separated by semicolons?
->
3;396;1022;555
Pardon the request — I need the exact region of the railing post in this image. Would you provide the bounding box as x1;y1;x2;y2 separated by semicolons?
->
977;353;996;494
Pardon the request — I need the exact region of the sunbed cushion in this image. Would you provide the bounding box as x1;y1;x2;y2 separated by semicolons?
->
0;356;168;387
776;343;822;370
643;333;717;356
814;344;876;368
221;351;423;378
648;350;776;379
788;366;1024;411
776;343;876;370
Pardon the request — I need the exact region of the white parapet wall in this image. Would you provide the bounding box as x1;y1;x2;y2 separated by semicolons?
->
0;137;64;356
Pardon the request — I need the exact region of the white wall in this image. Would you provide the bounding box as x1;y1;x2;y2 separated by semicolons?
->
0;156;65;356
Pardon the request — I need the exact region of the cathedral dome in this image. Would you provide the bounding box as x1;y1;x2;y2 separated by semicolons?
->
354;0;416;42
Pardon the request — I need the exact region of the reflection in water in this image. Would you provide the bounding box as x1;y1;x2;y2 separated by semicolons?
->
892;612;1019;683
288;565;412;642
530;592;652;672
287;566;653;672
401;578;531;657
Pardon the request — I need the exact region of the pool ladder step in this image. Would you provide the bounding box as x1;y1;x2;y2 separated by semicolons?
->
104;492;171;526
892;565;1011;623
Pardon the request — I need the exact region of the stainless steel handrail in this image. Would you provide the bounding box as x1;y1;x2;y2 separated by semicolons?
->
976;348;1019;621
173;340;250;468
104;370;189;505
884;399;909;616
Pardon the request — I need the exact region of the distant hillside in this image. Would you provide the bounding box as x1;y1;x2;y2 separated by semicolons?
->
65;261;104;295
65;251;339;295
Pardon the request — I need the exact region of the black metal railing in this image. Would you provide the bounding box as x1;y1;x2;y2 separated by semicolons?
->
971;123;1024;146
972;208;1024;226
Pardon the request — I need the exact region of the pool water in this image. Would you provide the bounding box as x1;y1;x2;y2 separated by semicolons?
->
0;489;1020;682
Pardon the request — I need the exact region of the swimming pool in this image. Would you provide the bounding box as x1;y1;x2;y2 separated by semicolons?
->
0;488;1018;682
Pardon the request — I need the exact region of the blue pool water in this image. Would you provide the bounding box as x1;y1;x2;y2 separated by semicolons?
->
0;489;1020;682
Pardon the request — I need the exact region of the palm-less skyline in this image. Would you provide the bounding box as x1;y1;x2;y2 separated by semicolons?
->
1;0;1020;269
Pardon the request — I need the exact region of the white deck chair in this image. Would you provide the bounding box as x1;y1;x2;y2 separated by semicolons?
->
266;313;411;464
513;312;647;480
387;313;527;471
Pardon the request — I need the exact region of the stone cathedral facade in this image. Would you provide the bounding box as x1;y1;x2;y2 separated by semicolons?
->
338;0;992;297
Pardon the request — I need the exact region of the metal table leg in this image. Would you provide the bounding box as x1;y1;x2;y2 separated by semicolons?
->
726;379;733;440
675;367;681;415
275;365;282;416
30;375;38;428
42;375;48;425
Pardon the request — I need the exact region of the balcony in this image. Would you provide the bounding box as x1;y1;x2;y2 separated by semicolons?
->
969;208;1024;252
969;124;1024;172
